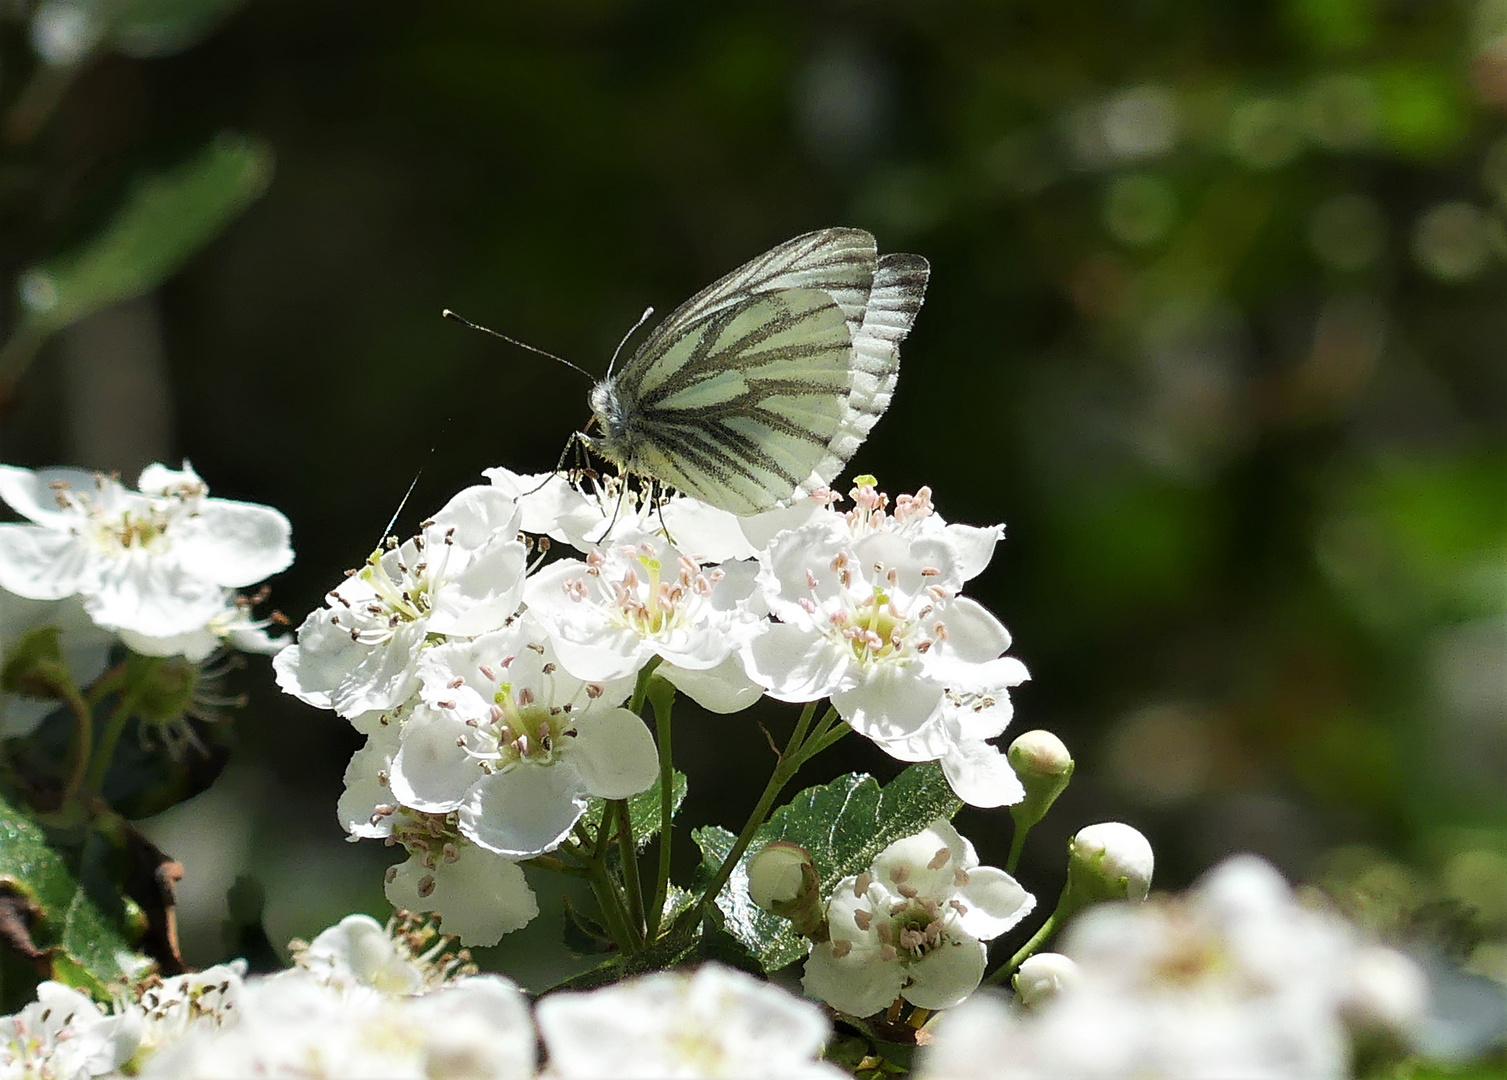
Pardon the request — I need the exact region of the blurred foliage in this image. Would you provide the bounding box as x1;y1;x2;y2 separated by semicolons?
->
0;0;1497;1018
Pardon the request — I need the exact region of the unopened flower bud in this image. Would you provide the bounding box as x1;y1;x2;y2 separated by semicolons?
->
1008;730;1074;833
748;841;827;941
1013;952;1079;1008
1066;822;1154;904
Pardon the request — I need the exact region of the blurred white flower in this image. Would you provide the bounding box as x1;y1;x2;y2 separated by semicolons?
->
125;962;245;1064
536;963;846;1079
918;854;1430;1080
119;589;285;662
745;481;1028;806
803;818;1034;1016
396;619;656;857
0;463;292;642
0;980;135;1080
274;485;525;718
1013;952;1079;1008
139;968;534;1079
0;590;113;739
524;530;766;713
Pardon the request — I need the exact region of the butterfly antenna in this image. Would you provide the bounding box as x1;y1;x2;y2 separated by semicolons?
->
377;459;429;549
604;306;656;379
442;309;596;380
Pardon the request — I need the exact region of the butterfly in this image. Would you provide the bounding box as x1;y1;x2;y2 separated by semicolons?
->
579;228;930;516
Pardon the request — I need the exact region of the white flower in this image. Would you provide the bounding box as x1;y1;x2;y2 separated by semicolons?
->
803;819;1035;1016
487;466;758;560
383;828;539;947
392;619;656;857
119;590;285;662
336;703;407;840
125;962;245;1063
274;485;526;719
287;912;479;1003
0;980;136;1079
918;855;1429;1080
745;508;1027;806
0;590;113;739
524;530;766;713
0;463;292;640
536;963;846;1079
139;968;535;1080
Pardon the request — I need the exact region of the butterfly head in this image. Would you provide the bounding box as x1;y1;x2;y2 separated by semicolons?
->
584;376;636;469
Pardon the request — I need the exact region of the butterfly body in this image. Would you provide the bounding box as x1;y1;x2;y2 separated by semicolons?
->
582;228;929;516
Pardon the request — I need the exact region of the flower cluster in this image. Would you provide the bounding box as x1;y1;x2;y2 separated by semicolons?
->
918;855;1431;1080
277;470;1032;944
0;915;841;1080
0;462;292;742
803;819;1036;1016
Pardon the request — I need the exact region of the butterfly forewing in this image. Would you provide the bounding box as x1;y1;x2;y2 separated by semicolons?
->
624;289;854;514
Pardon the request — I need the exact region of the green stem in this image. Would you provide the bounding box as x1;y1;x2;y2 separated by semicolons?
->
629;656;663;715
647;676;676;939
614;799;646;944
57;684;93;811
84;658;161;799
985;889;1070;986
1006;820;1030;876
585;859;638;955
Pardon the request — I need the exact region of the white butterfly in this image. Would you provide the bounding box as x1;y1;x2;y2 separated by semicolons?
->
580;228;930;516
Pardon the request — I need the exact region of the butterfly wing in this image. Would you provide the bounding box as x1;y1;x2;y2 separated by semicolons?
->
601;228;930;514
624;287;856;515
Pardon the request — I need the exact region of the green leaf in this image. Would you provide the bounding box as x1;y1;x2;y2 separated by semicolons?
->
7;133;272;357
581;769;687;853
0;793;146;998
693;763;962;973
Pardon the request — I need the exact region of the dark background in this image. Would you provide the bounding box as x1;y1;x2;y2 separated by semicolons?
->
0;0;1502;990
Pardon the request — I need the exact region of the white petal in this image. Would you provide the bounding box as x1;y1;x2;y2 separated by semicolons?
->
832;665;943;743
84;558;227;637
570;706;659;799
459;765;588;858
955;866;1036;941
738;498;829;550
549;630;650;683
903;937;987;1010
384;847;538;947
872;819;974;901
118;625;218;662
660;656;765;714
659;498;758;561
424;540;527;637
389;706;474;812
936;596;1012;663
430;485;523;551
338;725;402;839
173;500;294;587
943;523;1003;582
801;940;905;1018
942;740;1026;808
744;623;846;701
0;525;89;600
0;465;97;526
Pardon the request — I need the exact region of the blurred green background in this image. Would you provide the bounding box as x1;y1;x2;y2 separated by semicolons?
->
0;0;1502;993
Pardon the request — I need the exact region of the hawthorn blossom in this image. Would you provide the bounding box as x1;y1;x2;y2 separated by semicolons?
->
118;589;284;662
0;463;292;643
395;620;657;857
139;967;535;1080
123;962;245;1065
745;484;1028;805
274;485;526;719
0;980;135;1079
536;963;846;1079
286;912;477;1001
524;530;766;713
382;822;539;947
803;818;1034;1016
918;855;1430;1080
486;466;757;560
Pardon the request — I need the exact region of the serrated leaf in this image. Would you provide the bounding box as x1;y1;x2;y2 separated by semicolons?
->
693;763;962;973
0;793;146;997
10;133;272;348
580;769;687;853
